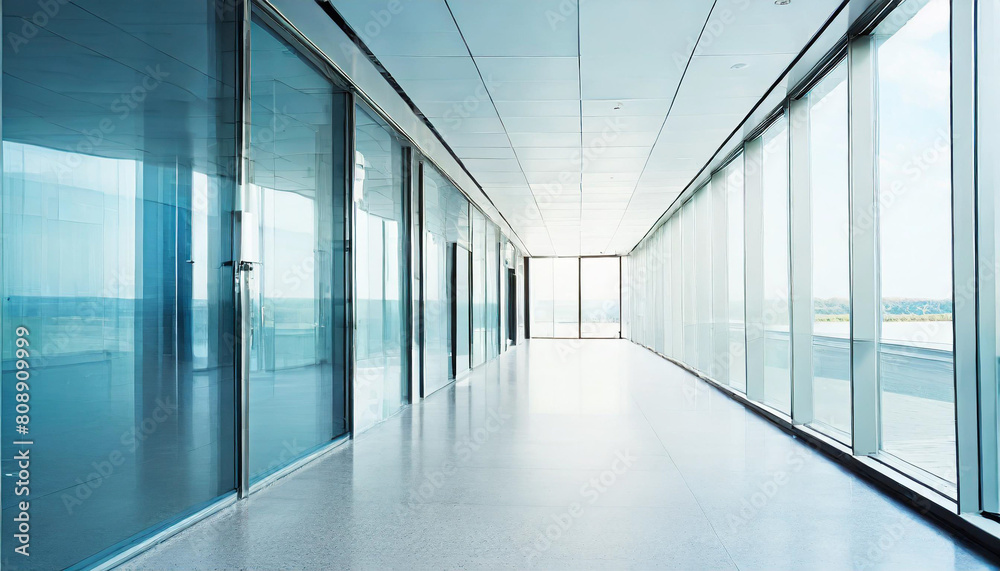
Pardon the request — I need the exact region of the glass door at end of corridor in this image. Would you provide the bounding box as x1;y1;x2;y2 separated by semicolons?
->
528;257;621;339
528;257;579;338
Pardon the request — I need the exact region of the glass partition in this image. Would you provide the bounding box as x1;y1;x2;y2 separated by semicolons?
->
423;163;470;394
0;3;238;568
246;19;348;479
354;105;408;432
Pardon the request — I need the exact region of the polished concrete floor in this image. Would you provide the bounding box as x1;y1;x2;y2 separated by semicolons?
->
120;340;996;570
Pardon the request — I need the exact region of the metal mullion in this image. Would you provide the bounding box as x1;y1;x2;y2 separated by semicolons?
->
977;0;999;516
346;93;358;436
234;0;253;500
952;0;982;514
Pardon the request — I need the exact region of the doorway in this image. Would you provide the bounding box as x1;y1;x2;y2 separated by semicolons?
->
528;257;621;339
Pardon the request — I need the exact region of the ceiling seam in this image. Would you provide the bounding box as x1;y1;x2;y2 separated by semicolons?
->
442;0;559;256
599;0;720;256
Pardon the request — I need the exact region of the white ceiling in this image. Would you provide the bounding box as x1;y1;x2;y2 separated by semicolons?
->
332;0;843;256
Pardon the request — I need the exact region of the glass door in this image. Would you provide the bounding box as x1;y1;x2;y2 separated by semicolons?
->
529;257;593;339
246;18;349;481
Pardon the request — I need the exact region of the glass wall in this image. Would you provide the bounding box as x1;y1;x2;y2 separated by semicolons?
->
806;59;852;439
760;118;791;414
0;2;238;568
873;0;955;484
354;105;408;432
246;19;348;479
625;0;977;505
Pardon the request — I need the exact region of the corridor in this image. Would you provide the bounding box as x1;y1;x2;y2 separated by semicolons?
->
120;340;994;570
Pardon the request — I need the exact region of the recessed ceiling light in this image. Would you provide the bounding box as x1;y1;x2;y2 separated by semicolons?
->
731;62;748;70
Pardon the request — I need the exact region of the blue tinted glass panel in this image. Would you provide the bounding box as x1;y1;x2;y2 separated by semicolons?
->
247;19;348;480
1;3;238;568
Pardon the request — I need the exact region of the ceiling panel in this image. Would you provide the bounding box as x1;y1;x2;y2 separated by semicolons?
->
450;146;517;159
493;100;580;117
501;116;581;133
333;0;846;255
581;99;671;117
448;0;580;57
333;1;467;56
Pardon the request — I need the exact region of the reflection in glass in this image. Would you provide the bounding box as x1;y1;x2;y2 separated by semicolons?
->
581;258;621;338
761;119;792;414
424;164;469;393
0;3;237;568
247;20;347;479
807;59;852;439
874;0;955;484
354;106;408;432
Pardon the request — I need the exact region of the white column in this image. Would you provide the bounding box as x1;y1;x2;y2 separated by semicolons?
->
848;35;879;456
788;97;814;425
744;137;766;402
